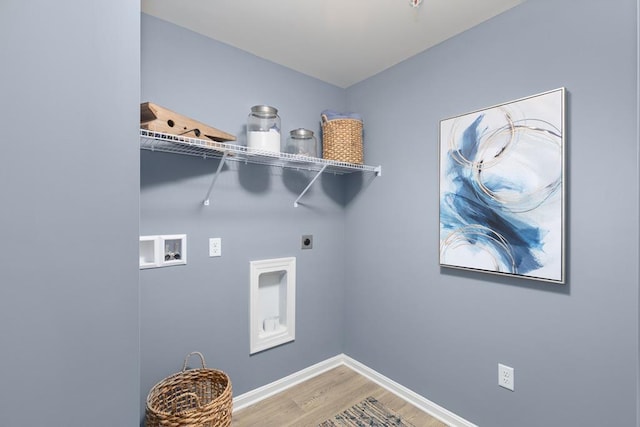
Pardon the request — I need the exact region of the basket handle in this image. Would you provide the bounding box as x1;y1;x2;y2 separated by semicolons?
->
321;114;329;124
182;351;206;371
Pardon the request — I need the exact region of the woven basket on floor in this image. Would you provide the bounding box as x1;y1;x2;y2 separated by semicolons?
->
321;114;363;164
146;352;232;427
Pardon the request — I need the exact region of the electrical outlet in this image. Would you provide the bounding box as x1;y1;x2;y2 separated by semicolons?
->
498;363;514;391
209;238;221;257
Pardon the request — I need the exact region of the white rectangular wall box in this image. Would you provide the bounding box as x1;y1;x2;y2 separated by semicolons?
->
161;234;187;266
139;236;161;269
250;257;296;354
139;234;187;269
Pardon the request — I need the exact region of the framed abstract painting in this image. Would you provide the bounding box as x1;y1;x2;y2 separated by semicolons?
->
439;88;565;283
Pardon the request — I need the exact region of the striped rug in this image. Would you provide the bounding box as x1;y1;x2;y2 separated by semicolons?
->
318;396;417;427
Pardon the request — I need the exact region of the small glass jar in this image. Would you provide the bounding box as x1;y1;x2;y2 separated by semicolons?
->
247;105;281;153
285;128;317;158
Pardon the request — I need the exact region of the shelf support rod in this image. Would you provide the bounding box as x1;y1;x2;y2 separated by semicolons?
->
294;164;327;208
203;152;229;206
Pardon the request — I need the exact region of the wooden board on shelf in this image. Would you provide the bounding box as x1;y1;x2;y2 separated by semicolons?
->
140;102;236;143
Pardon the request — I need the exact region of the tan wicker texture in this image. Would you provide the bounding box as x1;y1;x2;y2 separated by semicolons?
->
146;352;232;427
321;115;363;164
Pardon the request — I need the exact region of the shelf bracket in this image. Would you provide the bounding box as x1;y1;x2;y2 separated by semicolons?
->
294;164;328;208
203;151;229;206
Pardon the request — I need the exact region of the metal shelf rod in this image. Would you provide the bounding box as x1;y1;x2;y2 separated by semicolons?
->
203;151;229;206
294;164;328;208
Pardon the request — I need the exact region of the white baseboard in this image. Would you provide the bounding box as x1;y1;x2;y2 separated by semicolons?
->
342;355;477;427
232;354;344;412
232;353;476;427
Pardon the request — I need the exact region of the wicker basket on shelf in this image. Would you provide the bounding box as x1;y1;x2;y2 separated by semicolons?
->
146;352;232;427
321;114;363;164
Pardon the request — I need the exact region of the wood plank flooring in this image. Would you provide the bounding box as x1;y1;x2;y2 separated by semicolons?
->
232;365;448;427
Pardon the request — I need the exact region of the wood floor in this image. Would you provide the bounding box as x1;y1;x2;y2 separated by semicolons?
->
232;365;448;427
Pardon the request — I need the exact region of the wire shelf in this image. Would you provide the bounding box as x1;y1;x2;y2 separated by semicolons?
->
140;129;381;207
140;129;381;175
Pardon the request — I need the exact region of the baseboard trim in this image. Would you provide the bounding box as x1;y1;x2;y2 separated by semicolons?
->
342;355;477;427
232;353;476;427
232;354;344;412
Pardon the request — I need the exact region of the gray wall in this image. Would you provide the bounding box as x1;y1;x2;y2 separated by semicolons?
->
344;0;639;426
7;2;634;426
140;14;348;413
141;2;639;426
0;1;140;426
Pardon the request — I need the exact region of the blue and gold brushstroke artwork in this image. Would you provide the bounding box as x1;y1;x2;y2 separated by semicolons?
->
439;88;565;283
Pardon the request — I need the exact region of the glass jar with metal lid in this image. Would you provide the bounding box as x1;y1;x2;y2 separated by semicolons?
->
247;105;281;153
285;128;318;158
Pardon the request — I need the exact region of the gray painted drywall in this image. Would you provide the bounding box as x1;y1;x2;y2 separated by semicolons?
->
140;14;348;416
140;3;639;426
0;1;140;426
344;0;639;426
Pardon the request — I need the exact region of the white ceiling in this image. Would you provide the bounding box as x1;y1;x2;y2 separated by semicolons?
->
141;0;523;88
